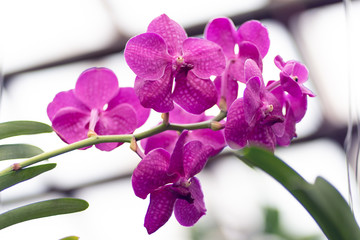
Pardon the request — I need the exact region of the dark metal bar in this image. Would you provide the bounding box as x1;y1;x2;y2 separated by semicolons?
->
3;0;342;84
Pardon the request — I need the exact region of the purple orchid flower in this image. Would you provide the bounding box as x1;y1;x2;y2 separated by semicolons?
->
205;18;270;107
141;104;225;155
132;131;213;234
273;55;315;98
225;60;287;151
266;55;314;123
125;14;226;114
47;67;150;151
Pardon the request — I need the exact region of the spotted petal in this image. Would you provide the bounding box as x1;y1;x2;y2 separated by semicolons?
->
144;186;177;234
134;65;174;113
182;141;213;179
132;148;176;199
94;104;138;151
174;177;206;226
51;107;90;144
168;131;188;177
248;124;277;151
173;70;217;114
147;14;187;56
125;33;171;79
183;38;226;78
74;68;119;110
225;98;248;149
244;76;262;125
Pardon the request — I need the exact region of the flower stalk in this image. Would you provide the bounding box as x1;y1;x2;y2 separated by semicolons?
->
0;110;227;176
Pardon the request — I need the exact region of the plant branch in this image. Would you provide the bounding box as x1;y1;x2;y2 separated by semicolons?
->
0;110;227;176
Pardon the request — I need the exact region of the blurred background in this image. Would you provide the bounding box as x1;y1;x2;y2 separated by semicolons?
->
1;0;360;239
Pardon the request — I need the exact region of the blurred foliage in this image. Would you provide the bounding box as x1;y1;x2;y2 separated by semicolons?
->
235;147;360;240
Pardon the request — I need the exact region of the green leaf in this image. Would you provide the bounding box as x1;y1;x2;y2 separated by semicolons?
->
0;198;89;230
0;163;56;191
0;121;53;140
0;144;44;161
235;147;360;240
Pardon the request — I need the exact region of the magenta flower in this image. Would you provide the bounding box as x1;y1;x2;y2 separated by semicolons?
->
225;60;286;151
274;55;315;98
132;131;213;234
141;104;225;155
266;55;314;123
205;18;270;107
47;67;150;151
125;14;226;114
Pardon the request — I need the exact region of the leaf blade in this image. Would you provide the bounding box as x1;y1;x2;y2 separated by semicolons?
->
0;121;53;140
0;144;44;161
0;163;56;191
0;198;89;230
235;147;360;240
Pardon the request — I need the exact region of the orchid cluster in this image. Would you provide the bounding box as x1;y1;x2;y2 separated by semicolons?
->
46;14;314;234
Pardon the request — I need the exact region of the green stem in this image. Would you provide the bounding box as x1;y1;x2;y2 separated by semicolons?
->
0;110;227;176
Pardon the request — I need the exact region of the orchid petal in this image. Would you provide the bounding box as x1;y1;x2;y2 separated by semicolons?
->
141;131;179;154
169;104;206;124
174;177;206;226
132;148;175;199
237;20;270;58
280;72;303;98
244;77;262;125
187;129;226;156
183;141;213;179
74;68;119;110
168;131;188;177
301;85;315;97
275;103;296;146
183;38;226;78
47;90;88;121
244;58;263;83
134;65;174;113
147;14;187;56
248;123;277;151
229;42;262;83
125;33;171;79
51;107;90;144
274;55;286;69
94;104;138;151
288;94;308;122
107;87;150;128
173;70;217;114
214;75;239;108
204;17;237;59
224;98;248;149
145;186;177;234
283;61;309;84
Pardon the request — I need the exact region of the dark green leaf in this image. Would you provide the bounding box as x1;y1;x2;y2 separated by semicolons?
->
0;144;43;161
0;163;56;191
0;198;89;229
235;147;360;240
0;121;53;140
